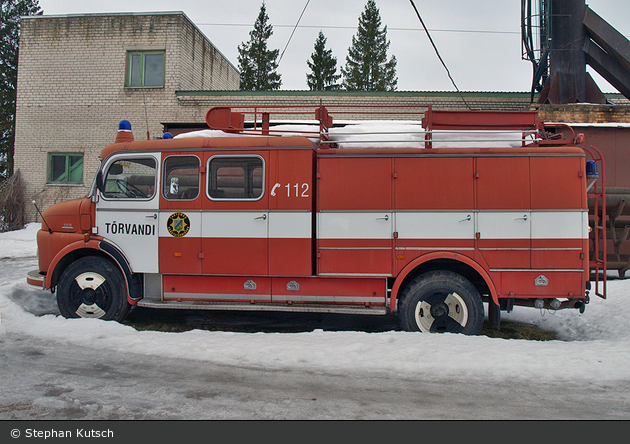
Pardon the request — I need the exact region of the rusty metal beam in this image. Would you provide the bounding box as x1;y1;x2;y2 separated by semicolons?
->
537;0;608;104
583;6;630;75
583;38;630;100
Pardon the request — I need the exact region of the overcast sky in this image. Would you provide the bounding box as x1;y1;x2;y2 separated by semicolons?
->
35;0;630;93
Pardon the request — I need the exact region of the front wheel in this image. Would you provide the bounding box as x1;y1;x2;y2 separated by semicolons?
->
57;256;131;322
399;271;484;335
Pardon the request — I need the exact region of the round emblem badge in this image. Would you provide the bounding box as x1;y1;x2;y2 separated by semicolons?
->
166;212;190;237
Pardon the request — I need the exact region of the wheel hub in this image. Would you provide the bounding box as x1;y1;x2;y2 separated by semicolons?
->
81;288;97;304
431;302;449;318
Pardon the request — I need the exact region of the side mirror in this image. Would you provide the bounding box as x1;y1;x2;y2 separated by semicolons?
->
97;163;123;193
108;163;123;175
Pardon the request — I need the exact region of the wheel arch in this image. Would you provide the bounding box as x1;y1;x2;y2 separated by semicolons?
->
46;238;143;302
391;252;498;312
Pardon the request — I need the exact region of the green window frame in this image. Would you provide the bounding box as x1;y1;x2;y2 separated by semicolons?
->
48;153;84;184
126;50;165;87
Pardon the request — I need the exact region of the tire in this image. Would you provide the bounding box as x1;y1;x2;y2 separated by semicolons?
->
57;256;131;322
399;271;484;335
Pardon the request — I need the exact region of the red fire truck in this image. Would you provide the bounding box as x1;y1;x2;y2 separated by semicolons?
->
27;105;607;335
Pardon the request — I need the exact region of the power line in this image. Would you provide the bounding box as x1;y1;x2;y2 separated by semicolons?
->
408;0;472;110
197;22;521;36
198;22;630;40
278;0;310;65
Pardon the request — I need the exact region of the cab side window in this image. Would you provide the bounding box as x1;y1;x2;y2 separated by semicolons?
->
103;157;156;199
207;156;264;200
163;155;200;200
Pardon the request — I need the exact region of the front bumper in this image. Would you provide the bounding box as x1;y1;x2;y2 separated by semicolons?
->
26;269;46;290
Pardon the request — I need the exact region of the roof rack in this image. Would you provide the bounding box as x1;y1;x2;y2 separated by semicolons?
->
204;104;581;148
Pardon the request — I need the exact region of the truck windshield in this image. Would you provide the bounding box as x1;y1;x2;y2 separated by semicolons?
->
102;157;157;199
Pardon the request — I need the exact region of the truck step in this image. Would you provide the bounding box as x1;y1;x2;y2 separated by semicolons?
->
136;299;388;315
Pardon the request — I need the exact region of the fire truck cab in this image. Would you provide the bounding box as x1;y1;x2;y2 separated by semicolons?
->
27;106;606;335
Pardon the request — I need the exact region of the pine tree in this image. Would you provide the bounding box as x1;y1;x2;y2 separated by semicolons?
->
306;31;340;91
237;2;282;91
0;0;42;182
341;0;397;92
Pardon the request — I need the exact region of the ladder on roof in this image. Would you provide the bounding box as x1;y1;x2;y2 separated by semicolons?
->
204;104;583;147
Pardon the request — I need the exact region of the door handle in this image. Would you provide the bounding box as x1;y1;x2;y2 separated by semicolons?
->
515;215;528;221
376;215;389;221
460;214;471;222
255;214;267;220
146;214;157;219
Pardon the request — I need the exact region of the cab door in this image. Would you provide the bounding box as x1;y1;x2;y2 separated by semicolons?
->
95;153;160;273
201;153;269;276
158;154;203;275
267;148;314;277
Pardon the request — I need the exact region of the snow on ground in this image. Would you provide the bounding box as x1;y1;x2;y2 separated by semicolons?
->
1;223;629;385
0;222;39;259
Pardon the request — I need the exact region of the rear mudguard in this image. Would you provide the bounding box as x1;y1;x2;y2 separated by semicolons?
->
390;251;499;311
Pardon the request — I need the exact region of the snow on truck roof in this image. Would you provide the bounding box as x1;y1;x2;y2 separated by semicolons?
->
174;121;548;149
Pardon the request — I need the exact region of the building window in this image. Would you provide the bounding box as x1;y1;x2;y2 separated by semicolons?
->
48;153;83;184
207;155;264;200
126;50;165;87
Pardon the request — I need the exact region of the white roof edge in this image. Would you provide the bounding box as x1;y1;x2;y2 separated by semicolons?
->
22;11;187;19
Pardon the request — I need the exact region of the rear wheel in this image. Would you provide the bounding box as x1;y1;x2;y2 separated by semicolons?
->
399;271;484;335
57;256;130;322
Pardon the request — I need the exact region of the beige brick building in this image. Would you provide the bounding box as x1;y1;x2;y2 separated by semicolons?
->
14;12;630;223
14;11;240;220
